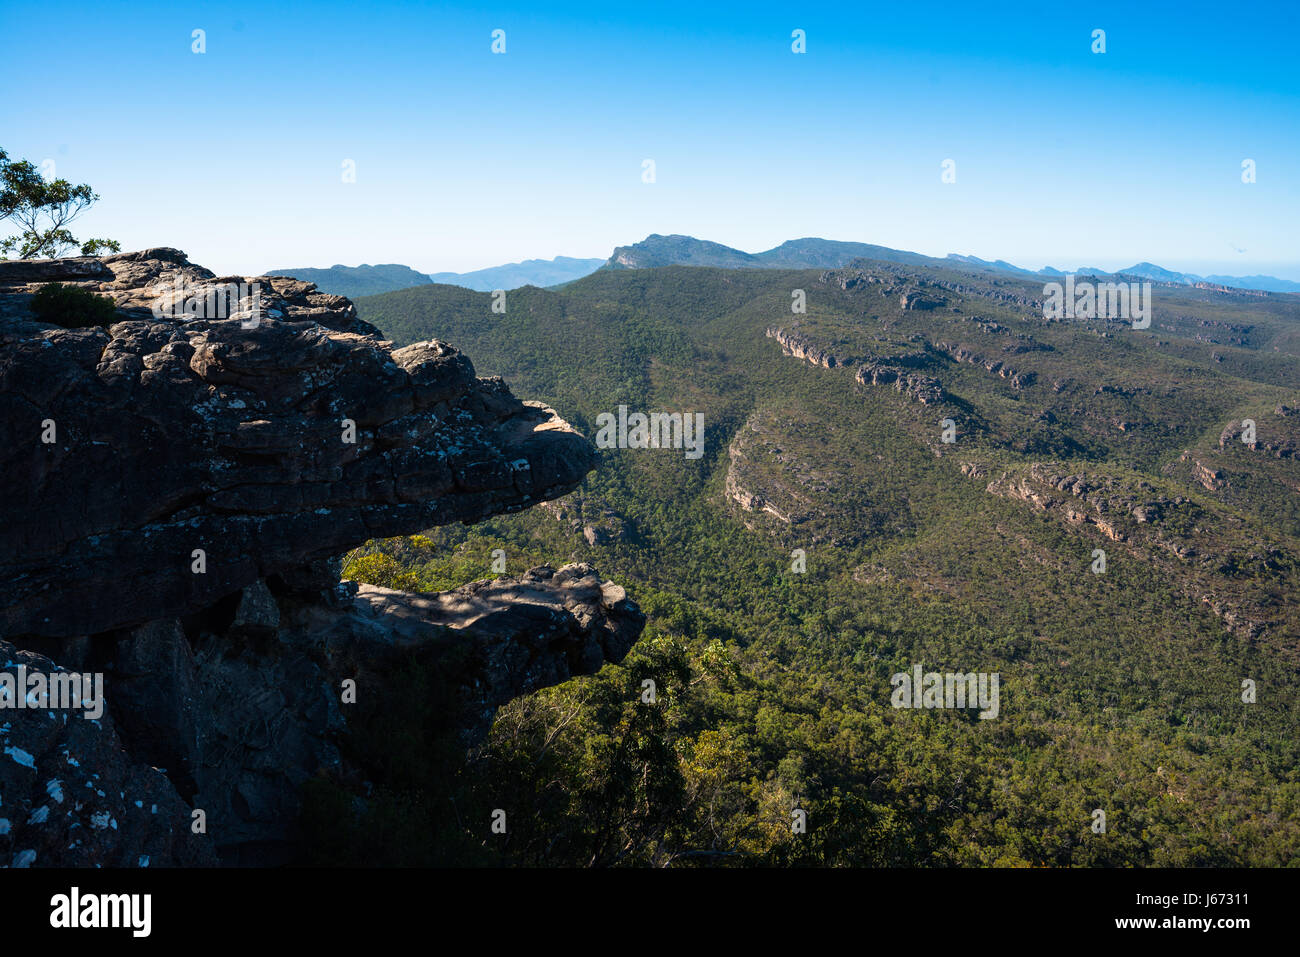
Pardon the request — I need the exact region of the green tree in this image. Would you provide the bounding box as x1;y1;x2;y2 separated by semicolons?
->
0;147;120;259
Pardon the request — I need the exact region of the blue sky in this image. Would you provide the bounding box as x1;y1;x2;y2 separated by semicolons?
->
2;0;1297;278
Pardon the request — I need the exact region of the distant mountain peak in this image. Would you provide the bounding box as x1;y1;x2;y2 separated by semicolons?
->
263;262;433;299
605;235;940;271
607;235;759;269
599;234;1300;295
427;255;604;291
267;255;605;296
1121;262;1192;283
274;238;1300;299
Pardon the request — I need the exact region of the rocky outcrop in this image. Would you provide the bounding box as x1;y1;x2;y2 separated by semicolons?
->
820;268;887;292
925;276;1043;312
723;416;803;531
766;325;946;413
1;564;642;867
855;363;947;405
1219;420;1256;450
1182;453;1226;491
0;640;216;869
538;496;629;547
0;248;375;335
766;326;858;369
934;341;1037;389
1217;412;1300;460
765;319;950;407
318;563;642;741
899;289;945;311
724;456;793;526
981;462;1294;641
983;463;1179;543
0;251;643;866
0;250;595;639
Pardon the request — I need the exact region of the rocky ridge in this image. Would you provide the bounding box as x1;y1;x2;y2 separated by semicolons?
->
0;250;642;866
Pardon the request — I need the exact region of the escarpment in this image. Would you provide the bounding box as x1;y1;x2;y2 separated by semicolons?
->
1;249;599;638
0;251;643;866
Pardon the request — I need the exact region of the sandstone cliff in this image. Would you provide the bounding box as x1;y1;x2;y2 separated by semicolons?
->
0;250;642;866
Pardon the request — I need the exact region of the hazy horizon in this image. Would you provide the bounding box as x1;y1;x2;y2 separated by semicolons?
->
273;239;1300;284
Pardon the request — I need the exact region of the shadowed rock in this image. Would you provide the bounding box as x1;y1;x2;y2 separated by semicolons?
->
317;563;643;740
0;640;216;869
0;251;642;866
0;250;596;639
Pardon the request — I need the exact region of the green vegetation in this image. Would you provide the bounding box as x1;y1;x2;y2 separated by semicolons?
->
30;282;118;328
0;147;120;259
309;260;1300;866
262;262;434;299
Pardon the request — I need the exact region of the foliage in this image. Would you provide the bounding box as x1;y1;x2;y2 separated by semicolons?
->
301;260;1300;867
0;147;120;259
29;282;119;328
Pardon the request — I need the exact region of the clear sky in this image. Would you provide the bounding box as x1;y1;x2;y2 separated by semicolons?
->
2;0;1297;278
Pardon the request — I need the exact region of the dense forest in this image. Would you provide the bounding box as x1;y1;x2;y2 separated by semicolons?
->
303;260;1300;866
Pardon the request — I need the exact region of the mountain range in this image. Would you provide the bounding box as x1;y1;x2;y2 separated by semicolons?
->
11;241;1294;867
427;255;605;291
947;252;1300;293
262;262;433;299
605;234;944;270
270;236;1300;299
609;235;1300;293
341;245;1300;866
266;256;604;299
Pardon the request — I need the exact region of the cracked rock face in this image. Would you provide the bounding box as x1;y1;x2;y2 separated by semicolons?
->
0;640;216;869
0;564;644;867
0;251;643;866
0;250;597;639
297;562;645;744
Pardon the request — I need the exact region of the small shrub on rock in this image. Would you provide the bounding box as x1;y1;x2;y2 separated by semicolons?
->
30;282;118;328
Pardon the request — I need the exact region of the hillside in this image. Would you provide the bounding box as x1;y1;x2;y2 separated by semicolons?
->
264;262;433;298
344;258;1300;866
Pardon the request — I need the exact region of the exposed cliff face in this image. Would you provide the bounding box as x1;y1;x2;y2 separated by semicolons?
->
0;638;217;869
1;249;596;639
765;324;948;405
721;408;895;548
978;460;1295;642
0;251;642;866
765;326;860;369
766;325;931;373
933;341;1037;389
854;362;948;405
